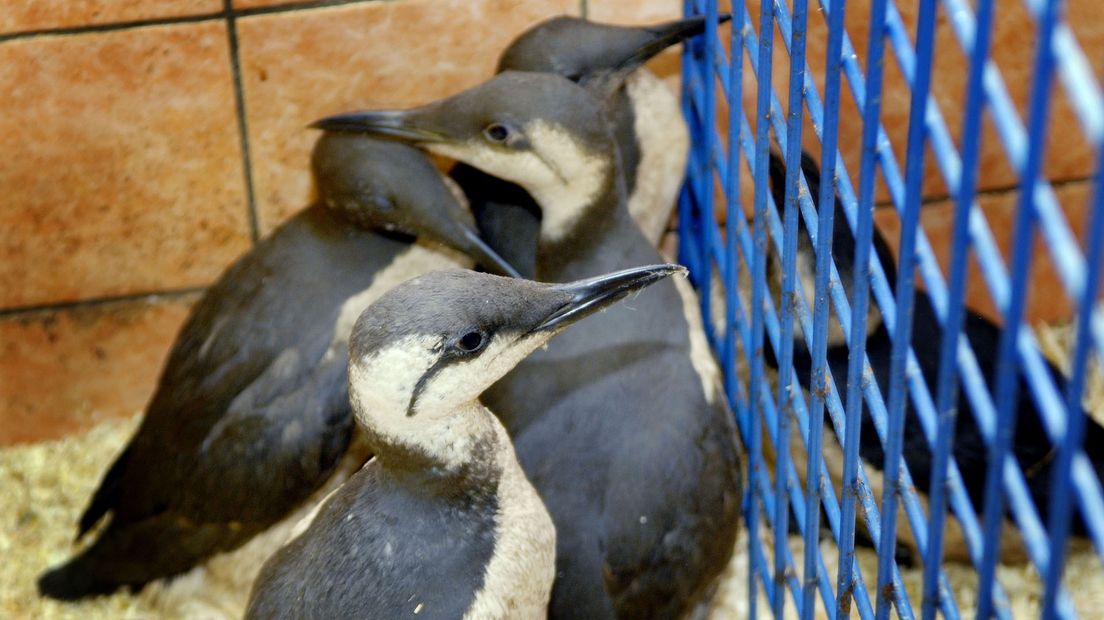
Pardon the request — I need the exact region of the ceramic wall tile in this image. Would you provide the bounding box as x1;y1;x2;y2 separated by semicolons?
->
236;0;578;232
0;295;196;445
0;22;252;308
1;0;221;35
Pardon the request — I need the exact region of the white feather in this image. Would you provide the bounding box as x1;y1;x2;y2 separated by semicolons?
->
624;69;689;244
427;120;610;244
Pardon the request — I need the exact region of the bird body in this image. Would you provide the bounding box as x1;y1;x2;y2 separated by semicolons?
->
487;164;737;620
246;408;552;620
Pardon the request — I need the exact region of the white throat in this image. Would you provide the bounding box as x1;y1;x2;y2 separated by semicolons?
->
347;338;483;471
428;121;611;244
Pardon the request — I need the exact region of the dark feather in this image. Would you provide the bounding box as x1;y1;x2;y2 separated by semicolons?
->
43;206;401;598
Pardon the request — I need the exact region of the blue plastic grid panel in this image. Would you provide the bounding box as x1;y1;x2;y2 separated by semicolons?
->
677;0;1104;618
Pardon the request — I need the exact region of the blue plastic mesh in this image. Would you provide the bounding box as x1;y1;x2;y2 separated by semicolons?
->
677;0;1104;617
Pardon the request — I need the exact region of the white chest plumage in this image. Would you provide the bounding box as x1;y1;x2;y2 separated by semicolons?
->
464;419;557;620
624;69;690;244
672;273;722;406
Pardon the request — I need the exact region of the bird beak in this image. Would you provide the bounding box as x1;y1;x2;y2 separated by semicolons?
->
458;227;522;278
532;263;687;333
611;13;733;72
575;14;731;100
310;110;447;143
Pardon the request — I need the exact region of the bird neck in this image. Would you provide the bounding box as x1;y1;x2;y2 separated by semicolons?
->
533;154;629;253
536;191;649;282
524;129;623;242
365;401;508;489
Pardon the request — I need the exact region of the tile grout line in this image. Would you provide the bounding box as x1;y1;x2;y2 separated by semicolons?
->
0;287;207;318
224;0;262;244
0;12;223;43
0;0;378;44
237;0;387;18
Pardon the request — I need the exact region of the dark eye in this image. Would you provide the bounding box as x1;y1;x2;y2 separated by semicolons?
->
483;123;511;143
455;330;487;354
371;194;394;212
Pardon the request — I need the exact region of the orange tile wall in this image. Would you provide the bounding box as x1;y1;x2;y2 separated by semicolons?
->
1;0;1099;444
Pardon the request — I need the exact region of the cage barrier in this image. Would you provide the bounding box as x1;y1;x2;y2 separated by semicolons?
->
676;0;1104;617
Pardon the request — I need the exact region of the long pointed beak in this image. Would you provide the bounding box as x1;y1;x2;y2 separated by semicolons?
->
615;13;733;71
533;263;687;332
461;228;522;278
309;110;446;143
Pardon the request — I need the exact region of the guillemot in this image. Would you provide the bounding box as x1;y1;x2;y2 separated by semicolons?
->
246;264;685;619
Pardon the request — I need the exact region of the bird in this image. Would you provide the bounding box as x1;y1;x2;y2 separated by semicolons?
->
37;133;519;601
766;150;1104;550
245;263;686;620
313;70;743;619
765;150;897;354
451;14;730;278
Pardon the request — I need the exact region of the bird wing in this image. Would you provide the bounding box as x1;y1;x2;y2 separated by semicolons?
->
602;391;742;618
77;210;389;539
110;292;353;527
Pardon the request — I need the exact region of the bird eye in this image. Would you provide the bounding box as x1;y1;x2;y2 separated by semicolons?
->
371;194;394;212
483;123;511;144
455;330;487;354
